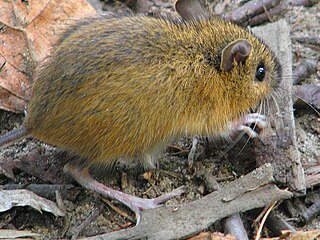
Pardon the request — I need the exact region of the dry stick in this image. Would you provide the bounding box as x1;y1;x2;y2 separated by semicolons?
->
206;163;250;240
224;213;249;240
70;204;105;240
83;164;292;240
248;3;286;26
248;0;317;26
292;60;317;85
222;0;281;24
300;199;320;223
224;0;318;26
252;20;306;193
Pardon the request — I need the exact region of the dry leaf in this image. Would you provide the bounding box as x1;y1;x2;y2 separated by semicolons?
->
0;0;98;113
0;189;64;217
0;229;40;239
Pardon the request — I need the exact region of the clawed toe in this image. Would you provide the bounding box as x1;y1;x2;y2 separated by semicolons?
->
126;186;187;224
231;113;267;138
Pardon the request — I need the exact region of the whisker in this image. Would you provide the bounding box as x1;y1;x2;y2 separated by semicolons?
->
266;98;270;116
271;93;281;115
296;97;320;116
233;135;251;159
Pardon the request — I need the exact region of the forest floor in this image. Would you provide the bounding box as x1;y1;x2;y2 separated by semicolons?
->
0;0;319;239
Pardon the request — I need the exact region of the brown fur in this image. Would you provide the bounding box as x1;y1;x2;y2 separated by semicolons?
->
25;16;281;166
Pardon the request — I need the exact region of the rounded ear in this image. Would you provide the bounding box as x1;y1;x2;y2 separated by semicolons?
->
175;0;212;21
220;39;252;72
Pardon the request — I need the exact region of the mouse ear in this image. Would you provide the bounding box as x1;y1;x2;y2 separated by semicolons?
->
220;39;252;72
175;0;212;20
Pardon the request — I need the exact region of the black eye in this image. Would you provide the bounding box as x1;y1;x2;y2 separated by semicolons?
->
255;64;266;82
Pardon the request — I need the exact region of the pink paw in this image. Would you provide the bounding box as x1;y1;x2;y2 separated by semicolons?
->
231;113;267;138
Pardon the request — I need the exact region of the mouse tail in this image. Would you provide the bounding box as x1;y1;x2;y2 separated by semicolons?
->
0;127;30;148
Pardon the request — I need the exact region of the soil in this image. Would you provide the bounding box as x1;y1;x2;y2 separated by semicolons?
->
0;0;319;239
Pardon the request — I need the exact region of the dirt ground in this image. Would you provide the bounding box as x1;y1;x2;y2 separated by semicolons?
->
0;0;319;239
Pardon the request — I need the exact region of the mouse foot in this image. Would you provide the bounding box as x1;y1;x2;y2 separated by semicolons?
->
64;164;186;224
231;113;267;138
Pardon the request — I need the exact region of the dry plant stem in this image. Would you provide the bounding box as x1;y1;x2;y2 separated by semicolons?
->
292;60;317;85
82;164;293;240
300;199;320;223
224;213;249;240
255;201;277;240
70;204;105;240
222;0;281;24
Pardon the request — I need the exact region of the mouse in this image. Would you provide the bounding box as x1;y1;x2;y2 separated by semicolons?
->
0;0;282;224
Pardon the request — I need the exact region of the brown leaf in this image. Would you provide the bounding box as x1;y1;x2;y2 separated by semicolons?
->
0;0;98;113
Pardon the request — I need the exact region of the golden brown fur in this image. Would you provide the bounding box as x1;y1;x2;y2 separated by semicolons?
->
25;16;281;166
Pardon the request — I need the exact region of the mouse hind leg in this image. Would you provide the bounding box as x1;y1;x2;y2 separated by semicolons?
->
64;163;186;224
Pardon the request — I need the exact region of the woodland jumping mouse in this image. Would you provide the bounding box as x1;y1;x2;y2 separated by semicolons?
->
0;0;282;223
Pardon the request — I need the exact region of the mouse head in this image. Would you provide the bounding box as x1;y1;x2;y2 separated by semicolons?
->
175;0;282;121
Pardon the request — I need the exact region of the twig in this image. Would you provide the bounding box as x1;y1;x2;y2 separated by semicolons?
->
248;3;286;26
83;164;293;240
222;0;281;24
301;199;320;223
224;213;249;240
223;0;318;26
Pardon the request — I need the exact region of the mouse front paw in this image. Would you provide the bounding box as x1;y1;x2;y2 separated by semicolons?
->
231;113;267;138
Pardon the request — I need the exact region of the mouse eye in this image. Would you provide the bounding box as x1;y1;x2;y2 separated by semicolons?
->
255;64;266;82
